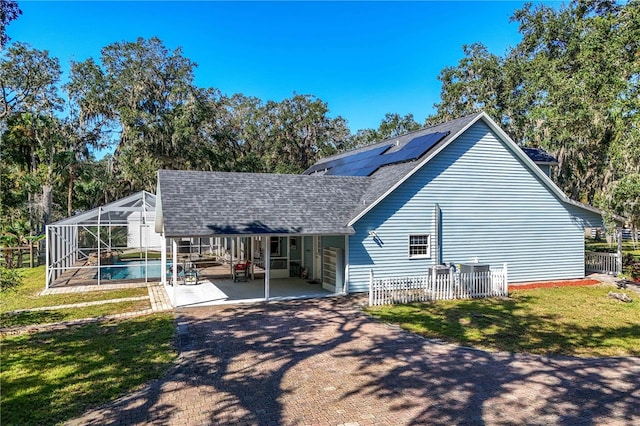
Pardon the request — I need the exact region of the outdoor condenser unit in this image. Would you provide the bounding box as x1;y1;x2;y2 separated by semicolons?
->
459;263;490;274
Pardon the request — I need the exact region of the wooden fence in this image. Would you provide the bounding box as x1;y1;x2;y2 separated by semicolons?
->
369;264;509;306
585;251;621;276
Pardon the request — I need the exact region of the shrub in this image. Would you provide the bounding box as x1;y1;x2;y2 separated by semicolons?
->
0;265;23;292
622;254;640;280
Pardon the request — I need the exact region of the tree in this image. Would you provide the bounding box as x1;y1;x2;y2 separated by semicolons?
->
432;43;506;126
262;94;349;173
375;113;421;140
0;43;65;233
1;42;62;121
429;0;640;205
606;174;640;238
0;0;21;48
68;37;201;194
2;112;68;228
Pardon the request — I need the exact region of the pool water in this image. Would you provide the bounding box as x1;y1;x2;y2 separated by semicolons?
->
95;260;168;280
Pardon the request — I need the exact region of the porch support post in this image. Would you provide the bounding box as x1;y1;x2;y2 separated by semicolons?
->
97;207;101;286
616;228;623;276
343;235;349;295
230;238;235;277
264;236;270;300
251;237;255;280
160;232;167;285
172;239;178;286
45;225;50;289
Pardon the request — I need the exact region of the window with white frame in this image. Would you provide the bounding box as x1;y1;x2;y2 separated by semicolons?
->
408;234;431;258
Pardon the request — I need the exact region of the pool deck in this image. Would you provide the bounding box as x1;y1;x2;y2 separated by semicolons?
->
49;257;230;288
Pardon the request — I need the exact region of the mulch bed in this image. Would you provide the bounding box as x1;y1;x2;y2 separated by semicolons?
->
509;278;601;291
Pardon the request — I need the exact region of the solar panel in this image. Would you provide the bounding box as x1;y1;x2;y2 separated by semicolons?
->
326;165;378;177
306;131;449;177
390;132;449;163
348;131;450;175
304;144;391;175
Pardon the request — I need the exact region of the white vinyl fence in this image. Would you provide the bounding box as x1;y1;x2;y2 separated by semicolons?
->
585;251;622;276
369;264;509;306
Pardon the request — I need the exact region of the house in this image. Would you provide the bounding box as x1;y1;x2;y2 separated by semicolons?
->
155;112;607;298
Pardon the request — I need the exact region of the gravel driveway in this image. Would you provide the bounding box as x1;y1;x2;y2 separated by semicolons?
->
68;295;640;425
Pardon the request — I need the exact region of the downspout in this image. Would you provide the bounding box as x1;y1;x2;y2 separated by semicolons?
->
434;204;442;265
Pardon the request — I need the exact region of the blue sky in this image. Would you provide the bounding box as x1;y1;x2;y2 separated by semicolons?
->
9;1;533;133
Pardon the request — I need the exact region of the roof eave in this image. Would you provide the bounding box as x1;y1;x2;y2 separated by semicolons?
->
162;228;356;239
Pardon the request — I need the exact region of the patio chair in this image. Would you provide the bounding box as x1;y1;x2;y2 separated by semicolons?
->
233;261;250;282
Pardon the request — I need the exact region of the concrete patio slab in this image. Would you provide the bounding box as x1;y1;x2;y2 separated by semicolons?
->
166;278;332;307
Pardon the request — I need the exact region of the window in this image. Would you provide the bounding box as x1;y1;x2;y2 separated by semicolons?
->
270;237;281;257
408;234;430;258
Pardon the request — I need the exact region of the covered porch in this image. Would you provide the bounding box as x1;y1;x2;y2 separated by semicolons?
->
162;234;347;306
155;170;364;307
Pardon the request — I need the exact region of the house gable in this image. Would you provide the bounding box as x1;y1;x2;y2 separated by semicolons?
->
347;119;601;290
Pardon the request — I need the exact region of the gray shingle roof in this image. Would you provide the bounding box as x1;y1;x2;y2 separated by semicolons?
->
158;170;370;237
157;113;486;237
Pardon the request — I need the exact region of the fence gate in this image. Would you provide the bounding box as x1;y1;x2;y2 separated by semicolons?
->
585;251;622;276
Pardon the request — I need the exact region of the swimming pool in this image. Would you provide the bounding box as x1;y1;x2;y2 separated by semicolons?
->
95;260;168;280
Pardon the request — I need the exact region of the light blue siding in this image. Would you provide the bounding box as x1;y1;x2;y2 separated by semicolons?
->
348;121;602;292
538;164;551;177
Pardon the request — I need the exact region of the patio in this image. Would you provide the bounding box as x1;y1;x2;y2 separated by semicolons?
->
166;277;332;307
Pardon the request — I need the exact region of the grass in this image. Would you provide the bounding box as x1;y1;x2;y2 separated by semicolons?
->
0;266;149;313
119;250;162;260
366;285;640;357
585;240;640;258
0;266;177;425
1;314;176;426
2;300;152;327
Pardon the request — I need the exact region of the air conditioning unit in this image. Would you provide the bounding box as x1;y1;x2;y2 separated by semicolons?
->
459;263;490;274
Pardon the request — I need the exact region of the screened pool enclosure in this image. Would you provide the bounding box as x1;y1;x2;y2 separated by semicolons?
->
45;191;161;287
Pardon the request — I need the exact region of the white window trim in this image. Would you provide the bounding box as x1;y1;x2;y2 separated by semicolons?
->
408;234;431;259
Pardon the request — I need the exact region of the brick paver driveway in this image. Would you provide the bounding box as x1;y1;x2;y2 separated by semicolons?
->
68;296;640;426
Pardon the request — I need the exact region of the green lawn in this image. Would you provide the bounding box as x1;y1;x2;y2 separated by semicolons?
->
1;314;176;426
2;299;152;327
586;240;640;258
0;266;149;313
119;250;162;260
366;285;640;357
0;266;177;425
